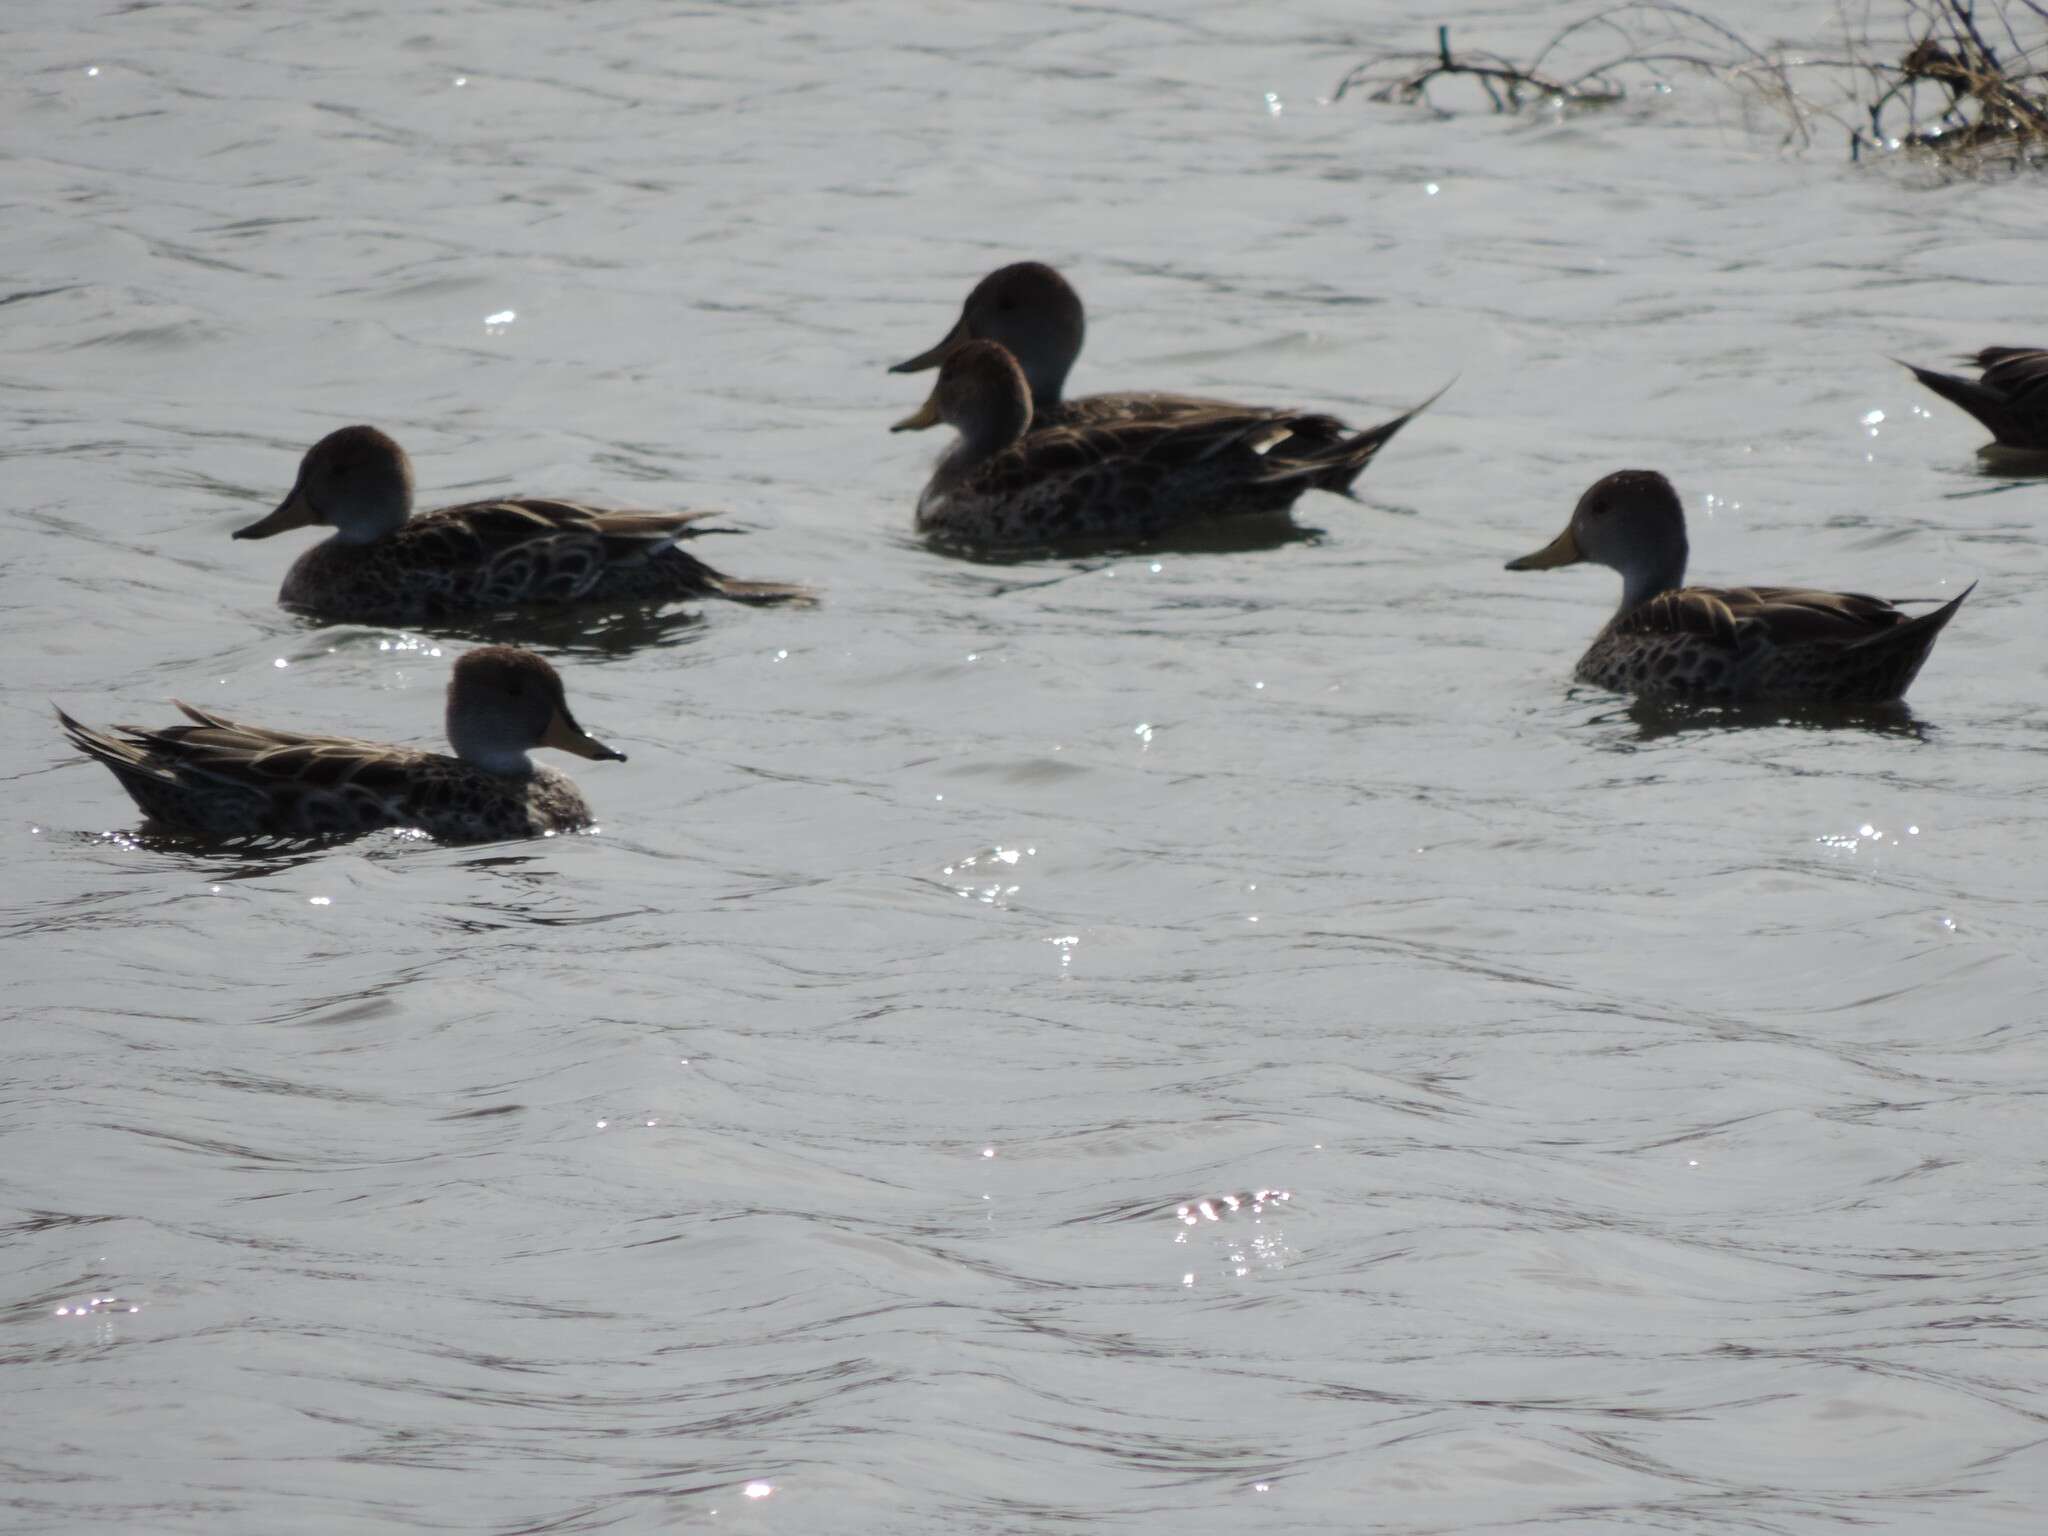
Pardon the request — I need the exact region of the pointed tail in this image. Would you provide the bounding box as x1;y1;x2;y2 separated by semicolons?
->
1850;581;1974;698
704;574;818;607
1853;581;1975;652
1899;359;2013;440
652;544;817;606
1266;380;1452;498
55;704;144;771
54;704;187;803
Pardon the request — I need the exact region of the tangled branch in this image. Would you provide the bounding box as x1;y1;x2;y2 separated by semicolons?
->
1330;1;2048;171
1331;24;1624;110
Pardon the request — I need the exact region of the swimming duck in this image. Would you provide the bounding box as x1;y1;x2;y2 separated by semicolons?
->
1901;348;2048;467
57;645;624;841
891;340;1404;552
1506;470;1971;703
234;425;812;622
889;261;1428;495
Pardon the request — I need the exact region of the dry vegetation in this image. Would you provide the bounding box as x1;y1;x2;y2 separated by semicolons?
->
1331;1;2048;170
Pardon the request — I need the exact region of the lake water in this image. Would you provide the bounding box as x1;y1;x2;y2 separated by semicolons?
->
6;1;2046;1530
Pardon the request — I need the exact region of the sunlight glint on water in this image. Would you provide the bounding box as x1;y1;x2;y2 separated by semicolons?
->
4;0;2045;1532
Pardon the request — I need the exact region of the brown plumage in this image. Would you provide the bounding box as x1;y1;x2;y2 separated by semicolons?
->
1507;470;1971;704
57;646;624;842
888;261;1430;496
892;339;1423;553
235;425;813;623
1902;347;2048;463
1585;583;1972;703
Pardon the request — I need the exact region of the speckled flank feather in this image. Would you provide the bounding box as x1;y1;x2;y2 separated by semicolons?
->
277;499;811;623
1904;346;2048;454
917;408;1408;552
1579;584;1973;704
1509;469;1970;706
57;702;595;842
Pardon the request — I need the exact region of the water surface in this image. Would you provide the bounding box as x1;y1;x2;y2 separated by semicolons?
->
5;1;2045;1531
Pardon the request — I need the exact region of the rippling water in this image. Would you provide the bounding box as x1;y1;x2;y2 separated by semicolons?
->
8;1;2046;1530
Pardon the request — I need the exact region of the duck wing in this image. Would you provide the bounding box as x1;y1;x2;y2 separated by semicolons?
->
406;501;811;606
1617;585;1963;649
1905;348;2048;447
1974;347;2048;432
996;409;1299;513
1971;345;2048;382
397;500;712;599
1050;390;1349;439
61;701;422;803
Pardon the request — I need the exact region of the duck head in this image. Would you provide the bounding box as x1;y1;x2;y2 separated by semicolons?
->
890;261;1084;411
889;339;1035;458
446;646;626;776
235;425;414;545
1508;469;1691;613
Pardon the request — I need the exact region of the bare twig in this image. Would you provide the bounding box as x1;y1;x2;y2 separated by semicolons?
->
1331;24;1622;108
1331;0;2047;171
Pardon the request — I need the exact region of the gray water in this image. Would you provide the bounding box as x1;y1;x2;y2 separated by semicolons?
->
6;1;2046;1530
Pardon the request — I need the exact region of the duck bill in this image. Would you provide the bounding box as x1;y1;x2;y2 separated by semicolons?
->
233;484;318;540
542;705;626;762
1506;526;1585;571
890;394;944;433
888;314;968;375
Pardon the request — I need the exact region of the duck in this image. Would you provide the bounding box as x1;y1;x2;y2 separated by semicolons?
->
234;425;812;622
1901;348;2048;467
57;645;624;841
1505;470;1971;703
888;261;1431;495
890;339;1406;552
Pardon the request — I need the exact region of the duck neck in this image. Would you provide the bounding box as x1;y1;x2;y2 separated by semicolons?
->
1023;357;1070;414
446;722;535;779
323;484;412;545
942;395;1032;481
1616;543;1687;616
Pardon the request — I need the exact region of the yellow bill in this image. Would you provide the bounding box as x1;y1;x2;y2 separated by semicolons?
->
233;485;319;540
888;315;968;375
542;705;626;762
1506;526;1584;571
890;395;943;433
